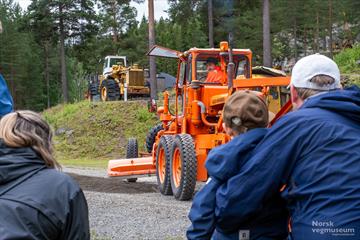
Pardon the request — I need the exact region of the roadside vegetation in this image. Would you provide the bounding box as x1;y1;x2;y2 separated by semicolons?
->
335;44;360;87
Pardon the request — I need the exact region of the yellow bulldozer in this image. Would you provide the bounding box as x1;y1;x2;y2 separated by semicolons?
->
99;56;150;101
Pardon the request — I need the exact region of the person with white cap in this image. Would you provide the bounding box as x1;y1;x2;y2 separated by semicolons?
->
214;54;360;240
289;53;342;110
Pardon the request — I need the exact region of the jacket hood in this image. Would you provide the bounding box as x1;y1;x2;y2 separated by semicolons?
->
0;140;45;185
0;74;14;117
302;85;360;122
206;128;267;181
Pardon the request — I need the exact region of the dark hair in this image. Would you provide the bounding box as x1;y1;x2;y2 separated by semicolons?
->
206;57;218;65
295;75;336;100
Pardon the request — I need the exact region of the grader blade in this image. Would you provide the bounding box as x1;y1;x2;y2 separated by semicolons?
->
107;157;155;177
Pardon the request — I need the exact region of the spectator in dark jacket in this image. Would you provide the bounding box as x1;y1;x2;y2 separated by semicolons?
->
216;54;360;240
187;91;288;240
0;110;90;239
0;74;13;117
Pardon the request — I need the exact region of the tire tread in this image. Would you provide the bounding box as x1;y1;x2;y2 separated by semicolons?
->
171;134;197;201
156;135;174;195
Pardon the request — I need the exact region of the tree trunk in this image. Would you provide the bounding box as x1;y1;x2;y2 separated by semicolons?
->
111;0;118;45
328;0;333;58
208;0;214;48
59;3;68;103
262;0;271;67
148;0;157;100
315;9;319;53
303;27;307;55
44;41;50;108
293;18;298;60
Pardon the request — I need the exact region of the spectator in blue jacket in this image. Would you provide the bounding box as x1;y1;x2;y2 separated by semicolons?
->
216;54;360;240
187;91;288;240
0;74;13;117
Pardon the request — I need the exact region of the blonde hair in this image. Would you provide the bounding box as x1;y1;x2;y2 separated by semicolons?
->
0;110;60;169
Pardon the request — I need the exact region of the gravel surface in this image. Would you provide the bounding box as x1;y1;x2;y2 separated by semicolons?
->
64;167;204;240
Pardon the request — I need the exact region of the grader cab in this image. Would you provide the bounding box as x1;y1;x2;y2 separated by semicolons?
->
108;42;292;200
99;56;150;101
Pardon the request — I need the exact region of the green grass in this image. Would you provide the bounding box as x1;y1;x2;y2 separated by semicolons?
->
43;101;158;168
335;44;360;74
335;44;360;87
57;157;109;169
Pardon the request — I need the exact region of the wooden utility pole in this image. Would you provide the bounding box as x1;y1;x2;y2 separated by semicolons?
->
208;0;214;48
262;0;271;67
148;0;157;100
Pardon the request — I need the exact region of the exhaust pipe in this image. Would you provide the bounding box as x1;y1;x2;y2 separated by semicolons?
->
227;32;235;90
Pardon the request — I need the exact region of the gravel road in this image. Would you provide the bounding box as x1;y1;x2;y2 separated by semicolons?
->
64;167;203;240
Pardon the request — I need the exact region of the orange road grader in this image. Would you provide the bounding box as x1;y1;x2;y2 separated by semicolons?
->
108;42;292;200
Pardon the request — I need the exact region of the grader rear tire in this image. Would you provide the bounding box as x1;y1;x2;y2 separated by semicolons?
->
170;134;197;201
125;138;138;183
156;135;174;195
100;79;120;101
145;123;164;153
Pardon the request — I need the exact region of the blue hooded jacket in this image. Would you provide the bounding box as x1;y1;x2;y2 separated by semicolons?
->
187;128;288;240
216;86;360;240
0;74;13;117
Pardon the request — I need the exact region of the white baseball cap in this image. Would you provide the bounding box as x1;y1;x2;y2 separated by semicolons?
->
290;54;341;90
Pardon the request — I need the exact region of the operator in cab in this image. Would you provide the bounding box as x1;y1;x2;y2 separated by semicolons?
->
205;58;223;84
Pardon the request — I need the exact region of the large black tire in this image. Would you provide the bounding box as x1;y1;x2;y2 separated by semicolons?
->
89;83;100;101
156;135;174;195
145;123;164;153
100;78;120;101
170;134;197;200
125;138;138;183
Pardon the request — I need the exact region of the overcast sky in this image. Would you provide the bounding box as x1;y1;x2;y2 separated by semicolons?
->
14;0;169;22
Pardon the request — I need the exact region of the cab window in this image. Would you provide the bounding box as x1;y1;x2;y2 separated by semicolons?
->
196;60;209;81
186;55;192;83
178;61;186;87
192;54;250;82
110;58;125;67
195;55;221;82
236;57;250;79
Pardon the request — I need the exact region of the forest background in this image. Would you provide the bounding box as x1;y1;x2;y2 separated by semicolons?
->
0;0;359;111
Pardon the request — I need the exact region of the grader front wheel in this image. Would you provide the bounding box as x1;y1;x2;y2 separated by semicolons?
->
156;135;173;195
146;123;164;153
125;138;138;183
170;134;197;201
